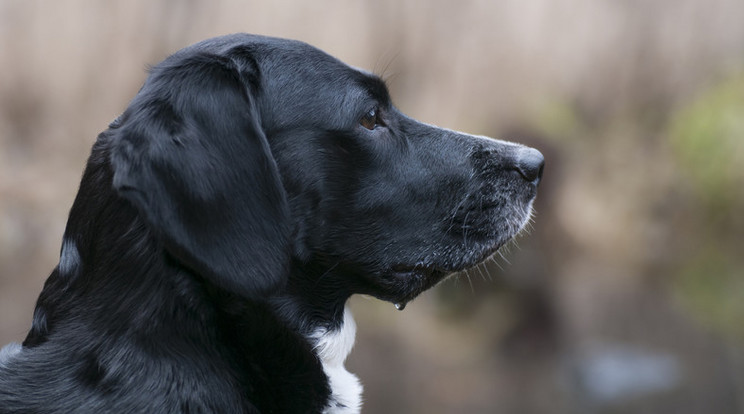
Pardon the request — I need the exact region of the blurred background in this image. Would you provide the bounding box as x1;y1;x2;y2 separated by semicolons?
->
1;1;743;412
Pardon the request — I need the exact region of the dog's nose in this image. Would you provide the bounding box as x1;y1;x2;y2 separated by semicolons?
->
514;147;545;185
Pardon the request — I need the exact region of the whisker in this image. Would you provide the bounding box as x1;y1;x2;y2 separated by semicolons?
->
313;262;339;287
444;196;470;234
489;253;505;271
484;259;496;280
462;211;471;246
375;48;401;82
465;272;475;295
476;262;491;281
497;251;512;266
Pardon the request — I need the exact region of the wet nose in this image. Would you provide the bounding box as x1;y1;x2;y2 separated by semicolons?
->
514;147;545;185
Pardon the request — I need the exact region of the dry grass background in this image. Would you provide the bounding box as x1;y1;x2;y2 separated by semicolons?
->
2;1;744;412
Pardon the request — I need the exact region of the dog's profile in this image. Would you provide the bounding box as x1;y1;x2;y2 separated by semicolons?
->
0;34;543;413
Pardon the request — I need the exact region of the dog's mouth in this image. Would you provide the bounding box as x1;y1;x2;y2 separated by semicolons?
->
372;198;537;310
382;224;528;309
390;236;511;277
385;245;502;308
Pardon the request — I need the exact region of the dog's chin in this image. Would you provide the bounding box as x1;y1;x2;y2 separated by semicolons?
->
376;241;503;307
379;207;535;308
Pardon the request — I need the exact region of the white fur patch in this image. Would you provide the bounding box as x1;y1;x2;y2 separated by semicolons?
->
310;307;363;414
59;238;81;277
0;342;21;367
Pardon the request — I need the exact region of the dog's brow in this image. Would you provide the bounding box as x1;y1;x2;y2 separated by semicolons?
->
356;74;390;104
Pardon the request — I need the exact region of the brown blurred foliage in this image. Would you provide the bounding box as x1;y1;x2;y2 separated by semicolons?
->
1;1;743;413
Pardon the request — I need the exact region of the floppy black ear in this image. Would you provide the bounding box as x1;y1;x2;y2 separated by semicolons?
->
110;52;289;299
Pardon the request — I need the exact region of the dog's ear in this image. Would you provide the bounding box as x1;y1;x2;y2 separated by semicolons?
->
110;52;289;299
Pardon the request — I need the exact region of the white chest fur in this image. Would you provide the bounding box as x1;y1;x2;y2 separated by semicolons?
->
309;307;363;414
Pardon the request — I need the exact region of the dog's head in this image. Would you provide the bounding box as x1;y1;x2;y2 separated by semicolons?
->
110;34;543;306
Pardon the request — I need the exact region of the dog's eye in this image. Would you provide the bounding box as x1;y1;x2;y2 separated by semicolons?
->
360;107;380;130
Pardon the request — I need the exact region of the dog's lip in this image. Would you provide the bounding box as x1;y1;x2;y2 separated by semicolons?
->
390;243;504;278
389;242;506;278
390;263;447;278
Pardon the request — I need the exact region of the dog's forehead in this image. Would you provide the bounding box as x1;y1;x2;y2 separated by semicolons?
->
191;34;388;104
265;41;380;88
253;39;389;129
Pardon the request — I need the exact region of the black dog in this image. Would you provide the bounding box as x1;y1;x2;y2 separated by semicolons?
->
0;34;543;413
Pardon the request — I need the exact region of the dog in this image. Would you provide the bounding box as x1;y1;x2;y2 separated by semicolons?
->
0;34;543;413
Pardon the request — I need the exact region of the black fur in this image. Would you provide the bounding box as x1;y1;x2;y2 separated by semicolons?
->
0;34;543;413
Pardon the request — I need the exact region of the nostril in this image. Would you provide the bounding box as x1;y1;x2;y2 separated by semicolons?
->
515;147;545;184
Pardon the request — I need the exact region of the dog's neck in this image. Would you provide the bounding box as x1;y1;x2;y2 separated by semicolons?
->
269;262;362;413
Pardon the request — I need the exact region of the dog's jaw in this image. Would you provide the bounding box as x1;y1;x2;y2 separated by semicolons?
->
308;306;363;414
